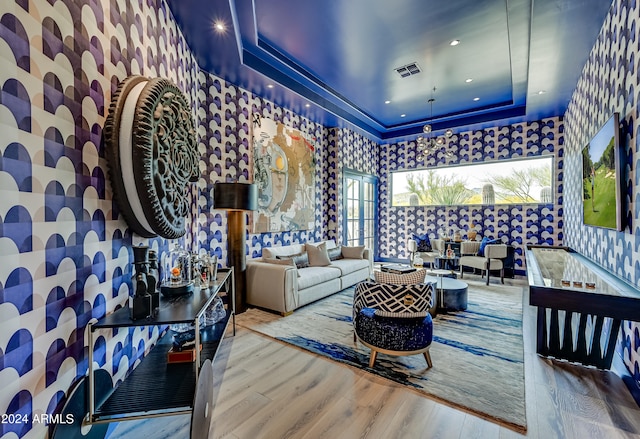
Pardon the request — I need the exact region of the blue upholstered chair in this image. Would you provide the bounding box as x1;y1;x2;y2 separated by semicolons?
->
353;281;436;368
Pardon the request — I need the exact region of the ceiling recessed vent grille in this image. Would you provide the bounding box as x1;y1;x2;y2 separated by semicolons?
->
395;62;421;78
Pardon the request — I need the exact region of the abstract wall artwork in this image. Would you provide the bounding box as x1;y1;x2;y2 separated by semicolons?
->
252;114;316;232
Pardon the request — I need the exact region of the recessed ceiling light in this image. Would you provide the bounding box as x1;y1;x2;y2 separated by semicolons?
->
213;20;226;33
267;84;274;89
465;78;473;83
538;90;546;95
473;97;480;101
305;104;310;108
385;100;391;104
400;114;406;118
450;39;461;46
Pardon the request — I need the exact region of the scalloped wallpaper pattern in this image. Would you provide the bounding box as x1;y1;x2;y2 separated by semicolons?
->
0;1;639;438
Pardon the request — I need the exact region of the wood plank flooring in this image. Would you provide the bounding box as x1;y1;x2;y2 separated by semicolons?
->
108;278;640;438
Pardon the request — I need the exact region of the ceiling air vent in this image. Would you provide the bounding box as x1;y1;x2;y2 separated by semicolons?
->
395;62;421;78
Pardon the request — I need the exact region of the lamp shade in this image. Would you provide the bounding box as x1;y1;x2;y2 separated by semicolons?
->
213;182;258;211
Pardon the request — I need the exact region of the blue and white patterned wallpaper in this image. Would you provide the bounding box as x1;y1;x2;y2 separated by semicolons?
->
192;78;382;259
564;0;640;391
0;1;200;438
327;127;379;244
0;0;354;433
1;0;638;437
377;118;564;275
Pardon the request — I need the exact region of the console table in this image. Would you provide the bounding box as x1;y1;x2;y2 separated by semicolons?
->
86;268;235;424
526;246;640;369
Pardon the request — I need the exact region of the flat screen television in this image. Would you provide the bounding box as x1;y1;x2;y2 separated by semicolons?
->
581;112;624;230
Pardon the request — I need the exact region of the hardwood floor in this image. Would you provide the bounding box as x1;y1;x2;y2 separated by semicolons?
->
108;278;640;438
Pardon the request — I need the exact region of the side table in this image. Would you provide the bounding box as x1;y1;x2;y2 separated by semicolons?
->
424;270;468;317
429;269;452;316
434;256;460;271
425;274;468;314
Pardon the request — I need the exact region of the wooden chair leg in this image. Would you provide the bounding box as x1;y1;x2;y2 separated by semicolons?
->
353;331;357;343
501;268;504;284
486;269;490;285
423;350;433;368
369;350;378;368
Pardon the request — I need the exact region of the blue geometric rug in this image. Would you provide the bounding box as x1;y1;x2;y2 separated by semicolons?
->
237;278;527;432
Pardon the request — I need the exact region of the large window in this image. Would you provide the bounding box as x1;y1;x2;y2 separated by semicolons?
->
391;156;554;207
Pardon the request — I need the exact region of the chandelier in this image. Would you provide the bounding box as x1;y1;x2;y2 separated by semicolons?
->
417;89;455;160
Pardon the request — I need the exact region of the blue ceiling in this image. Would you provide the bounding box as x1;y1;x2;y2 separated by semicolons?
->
165;0;613;142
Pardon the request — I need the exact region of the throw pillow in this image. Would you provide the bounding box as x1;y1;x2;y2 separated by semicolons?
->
477;237;489;256
262;247;276;259
327;246;343;261
412;233;432;252
374;268;426;285
263;257;300;277
277;252;309;269
477;237;500;257
354;281;432;319
341;245;365;259
307;242;331;266
373;283;433;318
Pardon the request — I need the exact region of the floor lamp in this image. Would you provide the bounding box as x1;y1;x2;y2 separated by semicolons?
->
214;182;257;314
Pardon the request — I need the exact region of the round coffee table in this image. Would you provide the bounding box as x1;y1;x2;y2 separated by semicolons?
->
425;273;468;313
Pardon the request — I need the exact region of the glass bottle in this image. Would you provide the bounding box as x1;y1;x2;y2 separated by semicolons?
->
446;244;454;258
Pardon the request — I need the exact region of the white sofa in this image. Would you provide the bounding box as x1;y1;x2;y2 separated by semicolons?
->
246;240;373;315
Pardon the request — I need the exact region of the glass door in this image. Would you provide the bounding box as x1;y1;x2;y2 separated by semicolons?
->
343;171;377;254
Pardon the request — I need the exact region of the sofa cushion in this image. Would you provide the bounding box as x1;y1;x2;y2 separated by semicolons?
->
342;245;365;259
263;257;300;277
323;240;338;250
277;252;309;269
307;242;331;267
304;240;338;251
328;258;369;276
297;266;341;290
328;246;343;261
374;269;427;285
262;243;305;259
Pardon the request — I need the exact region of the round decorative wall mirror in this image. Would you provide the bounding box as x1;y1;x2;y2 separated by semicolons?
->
104;76;199;238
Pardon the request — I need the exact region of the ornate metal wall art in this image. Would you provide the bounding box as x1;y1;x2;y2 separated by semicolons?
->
104;75;199;238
